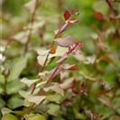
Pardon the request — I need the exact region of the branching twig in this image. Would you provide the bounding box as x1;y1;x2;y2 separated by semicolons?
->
39;42;81;95
26;43;81;114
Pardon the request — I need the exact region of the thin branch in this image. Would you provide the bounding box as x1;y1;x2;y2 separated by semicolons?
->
24;0;40;53
106;0;117;14
40;41;55;72
39;43;80;95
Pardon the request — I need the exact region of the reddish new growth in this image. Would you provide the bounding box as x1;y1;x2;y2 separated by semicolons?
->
39;9;82;95
94;11;103;21
64;9;71;20
64;9;79;20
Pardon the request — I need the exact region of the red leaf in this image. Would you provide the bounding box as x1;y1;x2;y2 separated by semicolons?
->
94;11;103;20
64;9;71;20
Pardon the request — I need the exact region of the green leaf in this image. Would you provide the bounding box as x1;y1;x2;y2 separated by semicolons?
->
7;95;24;109
7;80;25;94
25;114;45;120
0;98;6;108
8;55;28;81
20;78;40;87
37;49;50;66
47;103;60;116
93;1;109;15
1;108;12;115
27;95;46;105
19;90;31;98
2;114;18;120
0;73;5;84
37;46;67;66
24;0;41;14
46;93;63;104
44;83;64;96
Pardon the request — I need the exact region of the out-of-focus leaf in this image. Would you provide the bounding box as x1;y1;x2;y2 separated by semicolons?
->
44;83;64;96
0;73;5;84
19;90;31;98
38;71;50;81
24;0;41;14
0;98;5;108
60;78;74;90
13;21;45;44
13;31;29;44
37;48;49;66
113;97;120;115
7;80;25;94
93;1;109;15
60;71;69;80
7;95;24;109
8;55;28;81
74;108;86;119
46;93;63;104
24;100;33;107
24;114;45;120
20;78;39;87
84;55;96;64
47;103;60;116
54;36;76;47
27;95;46;105
98;97;111;107
2;114;18;120
1;108;12;115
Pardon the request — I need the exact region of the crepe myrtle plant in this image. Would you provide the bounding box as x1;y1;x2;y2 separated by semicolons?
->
1;0;120;120
16;8;83;119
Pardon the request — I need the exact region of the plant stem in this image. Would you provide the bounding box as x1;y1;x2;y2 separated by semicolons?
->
24;0;40;53
106;0;117;14
40;41;55;72
39;43;80;95
26;42;80;115
3;77;7;101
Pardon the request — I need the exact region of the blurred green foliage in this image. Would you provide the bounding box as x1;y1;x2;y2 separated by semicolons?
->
0;0;120;120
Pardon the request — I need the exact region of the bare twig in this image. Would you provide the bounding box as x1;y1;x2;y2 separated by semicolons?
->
24;0;40;53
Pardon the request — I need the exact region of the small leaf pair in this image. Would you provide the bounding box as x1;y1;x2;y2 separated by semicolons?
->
64;9;78;20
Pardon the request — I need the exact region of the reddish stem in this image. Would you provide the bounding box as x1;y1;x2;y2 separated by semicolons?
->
39;43;80;95
106;0;117;14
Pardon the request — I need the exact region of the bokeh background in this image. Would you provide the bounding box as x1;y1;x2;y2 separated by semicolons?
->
0;0;120;120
